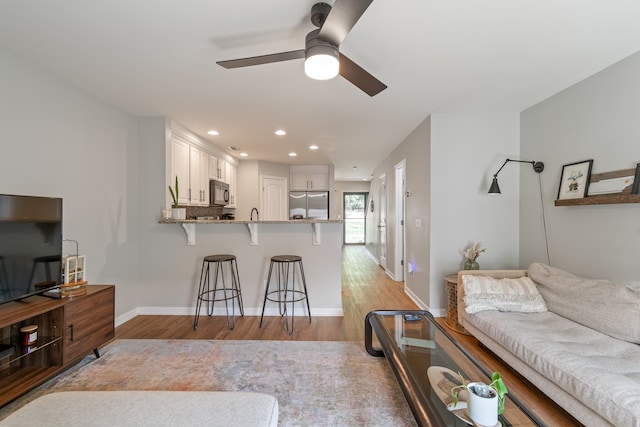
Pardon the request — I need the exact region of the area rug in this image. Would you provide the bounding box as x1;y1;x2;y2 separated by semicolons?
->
0;340;416;426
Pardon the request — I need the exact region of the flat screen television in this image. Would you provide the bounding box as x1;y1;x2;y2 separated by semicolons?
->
0;194;63;304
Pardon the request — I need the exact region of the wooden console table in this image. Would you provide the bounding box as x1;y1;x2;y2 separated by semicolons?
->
0;285;115;407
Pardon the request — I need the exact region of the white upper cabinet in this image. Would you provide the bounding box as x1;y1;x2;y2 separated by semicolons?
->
209;155;218;181
189;146;202;205
217;158;227;183
170;132;221;207
227;163;237;208
200;150;210;205
209;155;227;183
171;136;191;205
168;122;238;209
290;165;330;191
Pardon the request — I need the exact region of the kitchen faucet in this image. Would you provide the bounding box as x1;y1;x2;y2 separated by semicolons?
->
251;208;259;221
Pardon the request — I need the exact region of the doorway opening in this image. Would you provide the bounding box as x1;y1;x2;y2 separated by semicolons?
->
343;192;368;245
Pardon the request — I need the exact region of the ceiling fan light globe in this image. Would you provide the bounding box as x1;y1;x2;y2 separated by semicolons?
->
305;51;339;80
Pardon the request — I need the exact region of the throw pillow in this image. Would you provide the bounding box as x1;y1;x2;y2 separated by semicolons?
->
462;275;548;314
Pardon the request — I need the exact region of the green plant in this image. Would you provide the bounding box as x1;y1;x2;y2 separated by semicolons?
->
169;176;179;208
451;371;508;415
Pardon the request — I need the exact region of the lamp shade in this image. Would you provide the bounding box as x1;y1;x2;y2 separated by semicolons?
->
488;177;501;194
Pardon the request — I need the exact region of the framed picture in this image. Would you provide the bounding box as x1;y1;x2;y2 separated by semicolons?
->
557;160;593;200
633;163;640;194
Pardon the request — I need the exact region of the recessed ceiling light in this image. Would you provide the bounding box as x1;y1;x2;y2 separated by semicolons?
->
352;165;358;169
207;130;220;136
309;145;319;150
240;152;249;157
275;130;286;136
362;178;368;181
288;152;297;157
227;146;238;151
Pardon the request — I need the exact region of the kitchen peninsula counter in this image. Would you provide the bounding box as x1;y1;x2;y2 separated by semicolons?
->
161;218;342;247
157;218;343;317
160;219;342;224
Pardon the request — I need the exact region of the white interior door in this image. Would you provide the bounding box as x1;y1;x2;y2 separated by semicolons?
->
379;174;387;269
260;175;287;220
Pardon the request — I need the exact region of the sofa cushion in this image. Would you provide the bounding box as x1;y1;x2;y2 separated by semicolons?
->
0;391;279;427
528;263;640;344
462;275;547;314
469;310;640;427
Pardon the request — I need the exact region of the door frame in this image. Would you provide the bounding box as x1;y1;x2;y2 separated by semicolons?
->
342;191;368;245
378;173;387;269
394;160;406;282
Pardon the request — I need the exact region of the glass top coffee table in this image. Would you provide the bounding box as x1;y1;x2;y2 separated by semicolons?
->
365;310;543;427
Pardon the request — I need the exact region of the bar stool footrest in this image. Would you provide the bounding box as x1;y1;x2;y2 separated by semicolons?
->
264;289;309;303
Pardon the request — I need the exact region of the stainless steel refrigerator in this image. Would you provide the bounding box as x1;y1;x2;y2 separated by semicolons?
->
289;191;329;220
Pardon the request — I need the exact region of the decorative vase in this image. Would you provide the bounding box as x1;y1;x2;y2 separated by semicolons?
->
464;260;480;270
171;207;186;220
467;382;498;426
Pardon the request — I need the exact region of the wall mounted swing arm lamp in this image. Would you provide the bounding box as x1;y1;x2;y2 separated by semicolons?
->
488;159;545;194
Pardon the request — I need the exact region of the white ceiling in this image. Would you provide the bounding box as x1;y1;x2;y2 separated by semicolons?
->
2;1;640;180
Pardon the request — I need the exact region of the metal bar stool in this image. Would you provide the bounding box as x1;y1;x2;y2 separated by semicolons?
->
193;254;244;330
259;255;311;335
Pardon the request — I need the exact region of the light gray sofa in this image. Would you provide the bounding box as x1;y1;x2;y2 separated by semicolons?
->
457;263;640;427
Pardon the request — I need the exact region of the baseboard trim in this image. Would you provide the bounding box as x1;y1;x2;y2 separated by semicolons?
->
115;308;140;327
402;286;445;317
404;286;427;310
364;248;378;264
116;306;344;326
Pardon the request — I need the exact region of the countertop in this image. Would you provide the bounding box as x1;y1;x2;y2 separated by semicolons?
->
160;219;343;224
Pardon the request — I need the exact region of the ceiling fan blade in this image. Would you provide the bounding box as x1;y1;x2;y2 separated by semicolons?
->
217;49;305;69
318;0;374;46
339;53;386;97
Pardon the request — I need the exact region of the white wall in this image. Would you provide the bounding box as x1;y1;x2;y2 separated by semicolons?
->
521;51;640;280
0;48;141;315
236;160;260;221
430;113;521;311
333;181;370;220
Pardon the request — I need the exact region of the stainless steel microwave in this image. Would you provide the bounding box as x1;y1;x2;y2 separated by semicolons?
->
210;179;229;206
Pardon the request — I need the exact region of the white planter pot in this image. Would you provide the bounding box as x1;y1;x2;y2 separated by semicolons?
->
172;208;186;220
467;382;498;426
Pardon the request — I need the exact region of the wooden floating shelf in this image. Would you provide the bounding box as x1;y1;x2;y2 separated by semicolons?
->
555;193;640;206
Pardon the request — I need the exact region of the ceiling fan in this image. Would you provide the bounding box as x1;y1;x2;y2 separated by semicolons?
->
217;0;387;97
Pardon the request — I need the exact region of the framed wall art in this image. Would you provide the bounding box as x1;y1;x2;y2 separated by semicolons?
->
557;160;593;200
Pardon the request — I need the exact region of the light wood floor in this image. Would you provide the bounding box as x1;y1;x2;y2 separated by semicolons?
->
115;245;581;426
